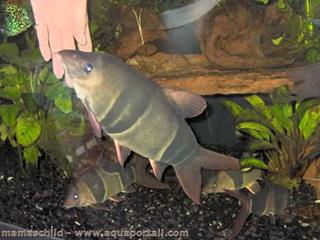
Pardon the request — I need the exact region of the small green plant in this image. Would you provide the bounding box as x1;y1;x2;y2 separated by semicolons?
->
0;42;86;169
224;87;320;189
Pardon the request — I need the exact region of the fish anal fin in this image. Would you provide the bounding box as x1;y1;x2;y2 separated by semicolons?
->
163;88;207;118
114;141;131;166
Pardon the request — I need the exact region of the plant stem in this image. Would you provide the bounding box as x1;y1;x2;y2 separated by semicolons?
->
132;8;144;45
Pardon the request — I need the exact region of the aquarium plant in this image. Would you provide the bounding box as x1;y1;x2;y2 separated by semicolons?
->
224;87;320;189
0;41;86;171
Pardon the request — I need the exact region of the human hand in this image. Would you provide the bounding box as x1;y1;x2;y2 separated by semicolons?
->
31;0;92;78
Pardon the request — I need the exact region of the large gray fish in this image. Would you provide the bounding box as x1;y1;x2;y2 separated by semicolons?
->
58;50;240;204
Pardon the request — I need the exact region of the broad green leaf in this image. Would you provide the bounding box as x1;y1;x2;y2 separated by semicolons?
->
23;145;40;165
0;104;21;127
296;99;320;121
245;95;271;118
54;89;73;113
270;104;293;132
0;43;19;59
277;0;287;9
45;72;59;84
45;82;64;100
240;157;268;170
223;100;245;117
38;66;49;82
16;117;41;147
236;121;273;137
0;65;18;76
299;108;320;139
0;86;21;101
0;124;8;141
249;139;277;151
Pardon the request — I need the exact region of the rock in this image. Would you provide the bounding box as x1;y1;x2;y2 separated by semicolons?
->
196;0;296;69
108;6;167;59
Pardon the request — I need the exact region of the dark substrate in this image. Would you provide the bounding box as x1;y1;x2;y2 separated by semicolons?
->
0;143;319;240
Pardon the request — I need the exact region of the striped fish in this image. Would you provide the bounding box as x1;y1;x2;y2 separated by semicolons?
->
58;50;240;204
202;169;289;239
64;153;168;209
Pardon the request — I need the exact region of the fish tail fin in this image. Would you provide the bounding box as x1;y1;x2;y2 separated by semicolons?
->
174;147;240;204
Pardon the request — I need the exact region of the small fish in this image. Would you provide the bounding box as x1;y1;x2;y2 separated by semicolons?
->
0;0;34;37
159;0;222;29
64;153;168;208
58;50;240;204
202;169;289;240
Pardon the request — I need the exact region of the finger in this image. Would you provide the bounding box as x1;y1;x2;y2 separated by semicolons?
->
52;53;64;79
77;21;93;52
48;27;63;55
62;30;76;50
34;24;51;61
48;27;64;78
72;0;88;45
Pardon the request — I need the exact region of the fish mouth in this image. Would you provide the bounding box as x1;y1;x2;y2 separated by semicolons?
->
57;50;78;88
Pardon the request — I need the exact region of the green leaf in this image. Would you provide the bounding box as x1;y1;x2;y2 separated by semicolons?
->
0;86;21;101
270;103;293;132
249;139;277;151
0;124;8;141
245;95;271;118
54;88;73;113
272;34;285;46
240;157;268;170
38;66;49;82
223;100;245;117
45;82;64;100
256;0;269;4
0;43;19;59
23;145;40;165
299;107;320;139
0;65;18;76
16;117;41;147
0;104;21;127
236;121;273;138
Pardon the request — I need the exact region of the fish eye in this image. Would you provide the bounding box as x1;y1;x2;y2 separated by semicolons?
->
73;193;79;200
83;63;93;73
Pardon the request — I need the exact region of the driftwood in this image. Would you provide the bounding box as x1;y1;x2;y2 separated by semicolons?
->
127;52;295;96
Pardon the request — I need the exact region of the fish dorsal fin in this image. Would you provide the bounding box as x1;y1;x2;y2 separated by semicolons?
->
163;88;207;119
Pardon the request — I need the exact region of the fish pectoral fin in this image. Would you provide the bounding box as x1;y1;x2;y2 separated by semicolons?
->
163;88;207;119
174;147;240;204
114;141;131;166
84;100;102;138
223;189;252;240
149;159;169;181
